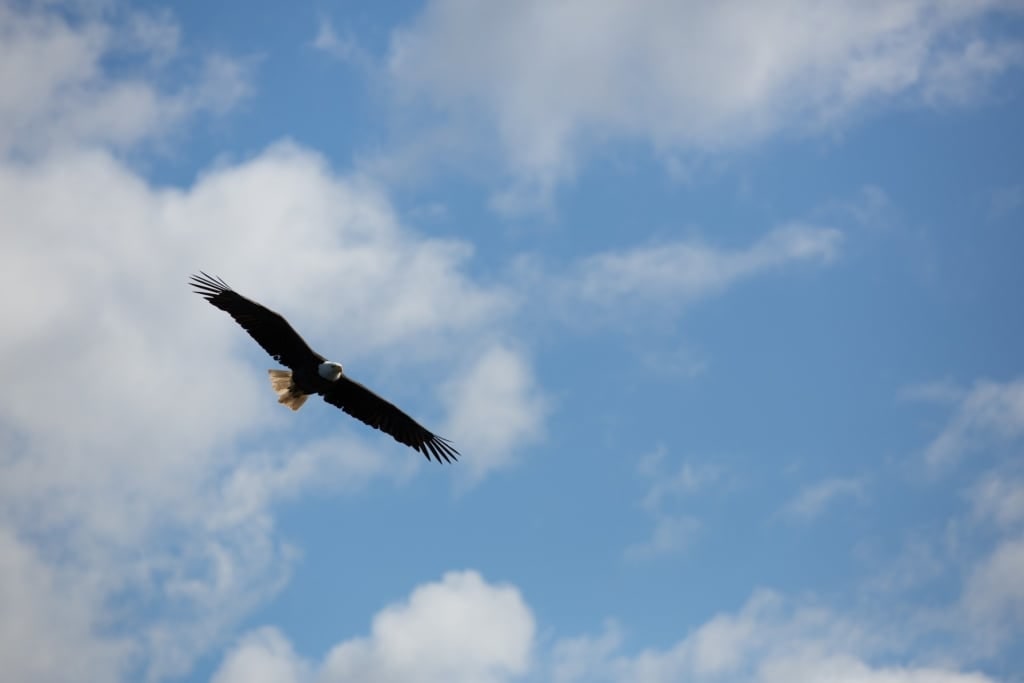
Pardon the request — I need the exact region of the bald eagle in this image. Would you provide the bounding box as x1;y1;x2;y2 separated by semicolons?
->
190;272;458;464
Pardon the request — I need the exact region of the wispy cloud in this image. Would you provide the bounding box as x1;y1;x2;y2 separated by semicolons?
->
639;455;720;511
0;5;252;157
629;449;719;560
923;39;1024;105
780;477;867;522
312;17;372;68
443;344;548;484
924;378;1024;470
625;514;702;561
968;471;1024;529
568;223;841;311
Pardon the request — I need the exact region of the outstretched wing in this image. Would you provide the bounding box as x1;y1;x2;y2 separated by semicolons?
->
190;272;323;369
320;376;459;464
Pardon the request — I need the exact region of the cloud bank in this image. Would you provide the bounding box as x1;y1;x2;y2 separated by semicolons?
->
387;0;1024;196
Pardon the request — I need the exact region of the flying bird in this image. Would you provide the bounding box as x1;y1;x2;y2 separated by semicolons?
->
190;272;458;464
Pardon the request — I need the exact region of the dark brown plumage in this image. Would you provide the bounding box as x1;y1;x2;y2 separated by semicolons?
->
190;272;458;464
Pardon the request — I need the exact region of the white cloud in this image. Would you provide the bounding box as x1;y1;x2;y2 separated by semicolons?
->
757;657;996;683
550;621;623;683
923;39;1024;104
212;571;535;683
961;536;1024;651
387;0;1024;195
202;564;1009;683
0;5;251;157
120;8;181;65
0;527;130;683
505;223;842;331
312;18;372;68
968;470;1024;530
897;384;1024;656
0;134;523;679
322;571;534;682
211;628;307;683
571;223;841;310
640;458;720;511
549;589;997;683
443;344;547;482
0;4;531;674
781;477;867;522
210;435;414;532
924;378;1024;469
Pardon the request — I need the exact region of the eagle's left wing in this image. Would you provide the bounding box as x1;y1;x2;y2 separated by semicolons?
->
191;272;325;370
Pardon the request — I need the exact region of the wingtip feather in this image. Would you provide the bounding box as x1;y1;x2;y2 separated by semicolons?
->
189;272;234;300
427;436;459;464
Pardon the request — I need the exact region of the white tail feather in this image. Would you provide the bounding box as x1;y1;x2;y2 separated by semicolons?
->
268;369;308;411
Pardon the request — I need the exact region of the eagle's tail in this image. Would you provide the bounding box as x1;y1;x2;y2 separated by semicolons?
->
268;370;309;411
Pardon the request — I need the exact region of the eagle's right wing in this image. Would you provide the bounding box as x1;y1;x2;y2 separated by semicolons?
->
320;375;459;464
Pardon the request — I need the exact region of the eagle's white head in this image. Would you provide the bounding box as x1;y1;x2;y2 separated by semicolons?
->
318;361;344;381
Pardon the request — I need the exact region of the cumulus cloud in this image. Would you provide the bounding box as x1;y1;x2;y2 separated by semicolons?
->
322;571;534;682
212;571;535;683
206;571;1013;683
386;0;1024;195
924;378;1024;469
209;576;1005;683
210;628;308;683
547;589;999;683
0;134;525;678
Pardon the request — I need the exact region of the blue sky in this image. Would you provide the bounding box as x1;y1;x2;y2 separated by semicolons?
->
1;1;1024;682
